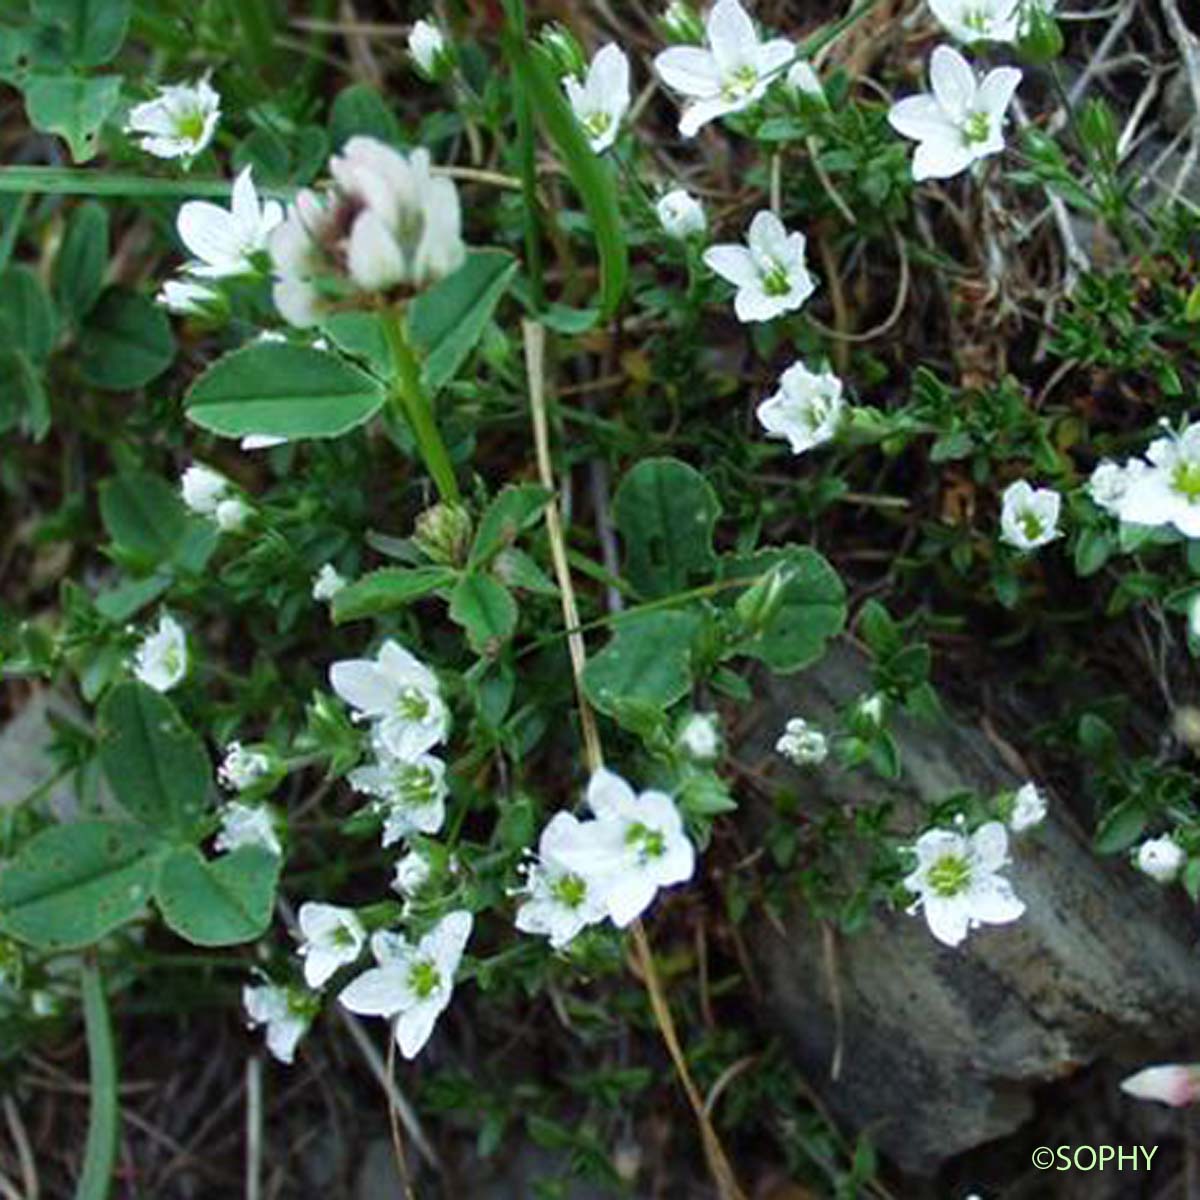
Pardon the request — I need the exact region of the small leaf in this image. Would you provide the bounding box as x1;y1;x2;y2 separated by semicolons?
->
329;83;401;148
32;0;131;66
469;484;552;566
449;572;518;656
54;199;109;321
79;286;175;390
1093;799;1146;855
583;610;699;720
23;73;122;162
186;343;386;439
99;471;217;572
0;265;59;360
154;845;280;947
0;348;50;439
331;565;456;624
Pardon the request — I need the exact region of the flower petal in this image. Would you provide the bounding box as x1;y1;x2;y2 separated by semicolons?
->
929;44;977;119
654;46;721;99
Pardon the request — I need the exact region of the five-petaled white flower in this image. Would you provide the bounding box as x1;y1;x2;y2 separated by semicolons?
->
776;716;828;765
180;463;230;516
339;911;473;1059
515;812;611;949
297;902;366;988
409;19;448;78
757;361;843;454
1112;423;1200;538
929;0;1021;44
1135;835;1185;884
132;613;188;693
704;210;816;323
215;801;283;857
564;43;631;155
330;640;449;762
657;187;707;239
312;563;347;602
243;983;312;1064
1000;480;1062;551
218;741;274;792
125;77;221;160
350;750;448;844
654;0;794;137
176;167;283;279
1008;781;1046;833
904;821;1025;947
1120;1064;1200;1108
888;45;1022;181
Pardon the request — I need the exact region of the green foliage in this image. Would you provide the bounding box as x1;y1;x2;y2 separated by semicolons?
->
79;287;174;390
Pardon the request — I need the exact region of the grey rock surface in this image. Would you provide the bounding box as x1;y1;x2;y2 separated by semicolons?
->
740;643;1200;1174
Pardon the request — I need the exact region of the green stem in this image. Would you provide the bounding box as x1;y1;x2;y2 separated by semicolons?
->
382;309;461;505
232;0;279;74
0;166;295;200
76;958;118;1200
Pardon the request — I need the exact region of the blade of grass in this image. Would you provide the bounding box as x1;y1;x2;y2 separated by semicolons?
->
76;957;117;1200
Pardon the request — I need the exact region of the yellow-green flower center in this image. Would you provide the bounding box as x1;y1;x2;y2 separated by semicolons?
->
927;853;971;898
551;872;588;909
396;687;430;721
175;108;208;144
761;262;792;297
1172;460;1200;502
721;64;759;101
584;110;612;137
626;822;666;862
1019;510;1044;541
962;111;991;145
408;958;440;999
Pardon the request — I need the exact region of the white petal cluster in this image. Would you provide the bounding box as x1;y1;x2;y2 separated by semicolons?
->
1120;1063;1200;1108
1135;835;1185;884
656;188;707;240
176;167;283;280
654;0;793;137
215;801;282;857
179;463;252;532
903;821;1025;947
218;741;274;792
269;137;466;327
409;19;448;78
132;612;188;693
775;716;828;765
297;902;367;988
243;983;312;1064
156;278;218;315
929;0;1021;44
311;563;348;602
515;812;611;949
757;361;843;455
1000;480;1062;551
1008;781;1047;833
339;911;472;1058
392;849;433;897
564;44;631;154
1093;421;1200;538
350;750;448;845
125;77;220;160
704;210;817;323
676;712;722;763
888;46;1021;181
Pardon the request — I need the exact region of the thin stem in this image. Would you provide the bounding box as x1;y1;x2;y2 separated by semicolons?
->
76;957;118;1200
382;307;461;505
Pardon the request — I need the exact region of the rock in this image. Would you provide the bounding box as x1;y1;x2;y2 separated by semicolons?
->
740;643;1200;1175
0;690;87;819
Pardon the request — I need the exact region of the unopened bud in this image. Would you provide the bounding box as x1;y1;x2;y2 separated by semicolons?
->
1017;2;1064;64
413;503;472;567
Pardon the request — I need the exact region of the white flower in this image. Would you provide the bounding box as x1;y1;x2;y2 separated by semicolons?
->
243;984;312;1065
1135;835;1185;884
786;60;824;100
703;210;817;323
297;902;366;988
1189;594;1200;641
156;278;218;314
1088;458;1147;516
928;0;1021;44
392;850;432;897
904;822;1025;947
776;717;828;765
556;769;695;928
132;613;188;693
677;712;722;763
999;480;1062;551
656;188;707;239
215;801;282;857
218;741;274;791
180;464;230;516
1008;782;1046;833
125;77;221;160
176;167;283;279
515;812;611;949
1120;1064;1200;1108
338;911;472;1059
1113;423;1200;537
888;45;1022;181
564;43;631;154
330;640;449;761
409;19;447;77
654;0;794;137
312;564;347;601
349;751;448;844
757;361;843;454
215;497;252;533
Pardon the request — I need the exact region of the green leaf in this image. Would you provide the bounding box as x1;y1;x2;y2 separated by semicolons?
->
54;199;108;321
99;471;217;572
719;546;847;672
23;73;122;163
0;348;50;439
94;572;173;622
0;820;161;949
449;572;518;656
1093;799;1146;855
0;265;59;360
79;287;175;390
97;682;211;835
328;83;401;148
186;343;386;439
331;565;456;624
154;845;280;947
613;458;720;598
33;0;131;66
469;484;552;566
408;249;518;394
503;40;628;320
320;311;390;377
583;610;700;720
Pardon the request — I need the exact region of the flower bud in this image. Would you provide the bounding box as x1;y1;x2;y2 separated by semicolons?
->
776;717;828;766
1135;834;1185;883
656;188;707;240
1120;1064;1200;1108
677;712;722;764
538;23;588;80
659;0;705;44
413;502;473;566
735;564;789;633
215;496;253;533
409;19;453;81
1017;2;1064;64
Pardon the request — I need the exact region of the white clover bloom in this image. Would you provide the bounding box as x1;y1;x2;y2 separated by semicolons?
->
269;139;465;327
392;849;432;897
330;640;450;761
349;751;448;844
132;613;188;693
656;188;707;239
243;983;312;1065
888;45;1022;181
180;464;229;515
654;0;794;137
215;801;282;857
125;77;221;160
1114;424;1200;537
297;902;366;988
1135;835;1185;884
339;911;472;1059
176;167;283;279
218;741;274;792
904;822;1025;947
776;717;828;765
556;769;695;928
757;361;843;454
1120;1064;1200;1108
703;210;817;323
515;812;611;949
677;712;722;763
1008;781;1046;833
312;563;347;602
409;19;447;77
929;0;1021;43
1000;480;1062;551
215;497;252;533
156;278;219;315
564;43;631;155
